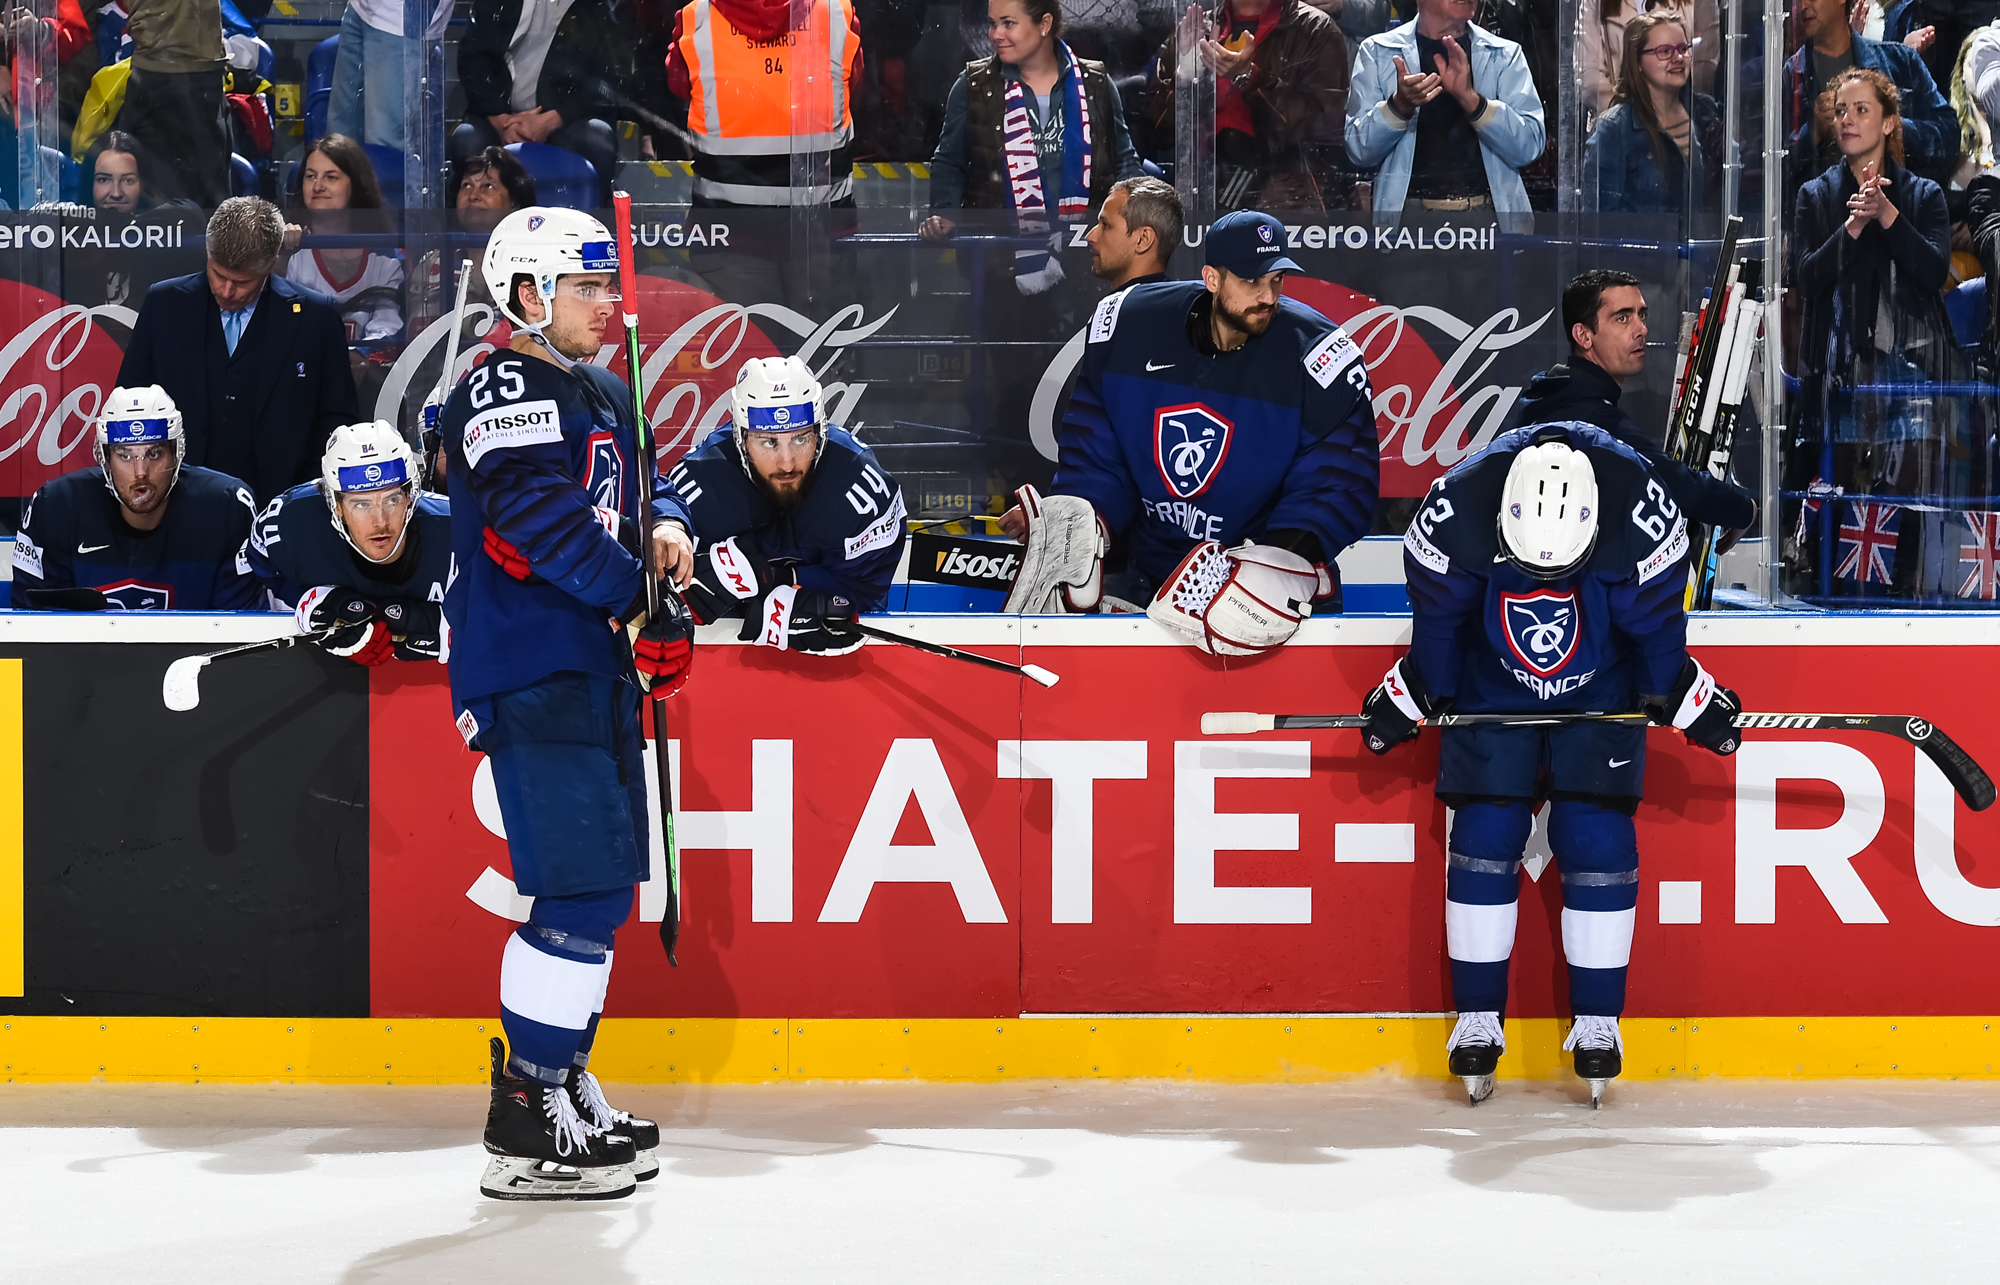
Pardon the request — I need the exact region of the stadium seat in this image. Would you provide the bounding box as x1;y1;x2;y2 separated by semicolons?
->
229;152;257;198
304;35;339;145
1946;277;1986;350
505;142;599;211
363;144;405;207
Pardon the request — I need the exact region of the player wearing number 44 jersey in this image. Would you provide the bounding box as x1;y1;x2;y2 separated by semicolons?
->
439;207;699;1201
1001;209;1379;657
670;356;907;655
1363;422;1744;1108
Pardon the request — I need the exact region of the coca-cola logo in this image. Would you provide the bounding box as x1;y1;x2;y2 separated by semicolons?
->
0;280;134;499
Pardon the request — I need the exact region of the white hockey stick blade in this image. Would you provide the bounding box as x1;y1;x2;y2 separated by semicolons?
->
161;656;211;712
1021;664;1060;688
1201;711;1276;735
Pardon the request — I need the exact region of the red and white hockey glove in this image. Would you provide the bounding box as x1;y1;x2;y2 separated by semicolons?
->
299;587;395;667
620;589;695;697
1362;656;1441;755
1647;658;1742;756
1146;540;1320;656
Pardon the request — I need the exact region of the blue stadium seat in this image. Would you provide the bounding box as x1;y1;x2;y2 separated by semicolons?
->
362;143;405;207
304;35;339;145
504;142;598;210
230;152;257;198
1946;277;1986;350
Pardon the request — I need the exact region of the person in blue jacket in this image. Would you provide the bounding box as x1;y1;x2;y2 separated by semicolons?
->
1585;12;1723;228
439;207;697;1202
246;421;453;666
671;356;907;655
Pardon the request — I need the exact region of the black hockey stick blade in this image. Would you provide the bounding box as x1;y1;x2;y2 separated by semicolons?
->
1734;713;1997;812
850;621;1059;686
22;586;109;611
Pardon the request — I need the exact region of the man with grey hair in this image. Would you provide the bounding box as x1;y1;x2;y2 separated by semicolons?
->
1087;176;1183;288
119;198;359;503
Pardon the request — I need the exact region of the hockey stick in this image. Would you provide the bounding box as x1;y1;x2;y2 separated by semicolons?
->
612;190;684;967
162;629;334;712
1201;710;1996;811
1665;217;1742;462
419;256;477;484
848;620;1060;687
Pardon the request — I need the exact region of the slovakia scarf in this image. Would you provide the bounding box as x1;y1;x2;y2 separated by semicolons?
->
1001;45;1093;295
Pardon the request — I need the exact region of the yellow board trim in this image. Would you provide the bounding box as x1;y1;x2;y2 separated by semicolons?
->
2;1016;1995;1084
0;660;20;998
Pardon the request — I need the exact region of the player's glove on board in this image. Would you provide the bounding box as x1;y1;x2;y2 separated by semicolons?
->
740;584;863;655
298;586;394;667
1147;540;1320;655
1362;656;1441;755
621;589;694;697
684;535;786;624
385;601;444;662
1647;657;1741;756
482;526;545;584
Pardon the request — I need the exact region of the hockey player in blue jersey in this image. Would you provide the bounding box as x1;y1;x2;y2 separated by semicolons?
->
12;385;260;610
1361;423;1744;1107
439;207;698;1200
670;356;906;655
246;422;452;666
1000;209;1379;657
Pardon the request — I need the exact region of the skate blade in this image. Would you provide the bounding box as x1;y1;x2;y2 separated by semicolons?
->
1587;1078;1608;1109
480;1156;636;1201
633;1149;659;1182
1463;1074;1495;1106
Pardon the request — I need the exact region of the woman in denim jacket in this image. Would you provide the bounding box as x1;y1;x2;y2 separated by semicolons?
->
1585;12;1723;226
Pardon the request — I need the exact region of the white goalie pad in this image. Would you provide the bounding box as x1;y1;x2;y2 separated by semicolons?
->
1147;541;1320;656
1001;485;1107;614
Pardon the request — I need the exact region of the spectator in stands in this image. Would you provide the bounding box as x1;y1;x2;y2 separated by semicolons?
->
117;197;359;504
1963;27;2000;373
1344;0;1546;231
282;134;405;344
1087;175;1181;287
1579;0;1719;118
1793;69;1953;515
1585;12;1723;224
327;0;454;152
664;0;863;305
1777;0;1958;193
65;131;199;308
1138;0;1350;209
121;0;230;207
922;0;1142;276
1505;269;1756;541
11;385;260;611
455;0;633;207
88;130;150;216
452;145;536;234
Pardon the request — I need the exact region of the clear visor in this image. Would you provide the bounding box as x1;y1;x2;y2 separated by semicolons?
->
553;279;623;304
742;426;821;456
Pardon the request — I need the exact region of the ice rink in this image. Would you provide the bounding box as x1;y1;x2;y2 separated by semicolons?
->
5;1077;1997;1283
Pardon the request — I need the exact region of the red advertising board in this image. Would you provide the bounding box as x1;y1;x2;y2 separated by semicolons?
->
368;619;2000;1021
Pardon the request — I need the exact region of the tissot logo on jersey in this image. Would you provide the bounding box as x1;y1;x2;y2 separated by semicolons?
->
462;400;562;468
1500;589;1581;677
1154;404;1233;500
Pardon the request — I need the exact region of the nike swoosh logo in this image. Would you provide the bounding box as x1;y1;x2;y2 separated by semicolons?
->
1145;360;1174;371
1608;758;1632;768
77;544;109;553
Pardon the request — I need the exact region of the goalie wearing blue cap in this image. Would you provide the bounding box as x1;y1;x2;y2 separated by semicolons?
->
12;385;260;610
246;421;453;665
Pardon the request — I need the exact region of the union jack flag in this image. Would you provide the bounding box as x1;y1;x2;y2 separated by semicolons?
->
1835;501;1900;584
1961;511;2000;600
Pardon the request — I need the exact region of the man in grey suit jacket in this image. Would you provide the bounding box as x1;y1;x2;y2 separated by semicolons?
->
118;198;360;504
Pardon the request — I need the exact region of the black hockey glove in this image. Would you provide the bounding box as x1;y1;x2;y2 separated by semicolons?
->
385;601;444;662
738;585;862;656
684;535;788;625
1646;657;1742;756
1362;656;1441;755
300;589;394;667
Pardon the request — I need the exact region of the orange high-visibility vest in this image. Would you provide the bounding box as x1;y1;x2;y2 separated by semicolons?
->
678;0;859;205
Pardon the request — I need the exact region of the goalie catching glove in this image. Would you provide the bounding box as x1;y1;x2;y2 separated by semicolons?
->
1362;656;1443;754
297;586;395;667
1146;540;1321;655
616;589;695;697
1646;657;1741;756
1001;485;1107;614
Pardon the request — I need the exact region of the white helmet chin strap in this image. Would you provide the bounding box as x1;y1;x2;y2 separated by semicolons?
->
521;318;584;371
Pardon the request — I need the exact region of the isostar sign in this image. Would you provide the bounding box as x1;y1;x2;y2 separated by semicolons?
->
365;620;2000;1021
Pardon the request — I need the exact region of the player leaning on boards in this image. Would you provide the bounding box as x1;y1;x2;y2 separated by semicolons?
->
439;207;699;1201
246;423;452;666
13;385;260;610
1000;209;1380;656
1362;423;1742;1108
670;356;908;655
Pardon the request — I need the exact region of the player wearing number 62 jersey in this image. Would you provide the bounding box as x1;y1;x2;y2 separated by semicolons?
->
1361;422;1744;1108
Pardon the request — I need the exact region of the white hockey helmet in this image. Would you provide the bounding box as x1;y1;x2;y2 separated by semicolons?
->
322;420;422;562
482;206;621;330
95;384;186;496
730;356;826;472
1497;435;1600;578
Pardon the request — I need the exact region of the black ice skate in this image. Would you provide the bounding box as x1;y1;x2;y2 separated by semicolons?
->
1564;1015;1624;1109
1446;1011;1505;1105
481;1037;638;1200
569;1067;661;1182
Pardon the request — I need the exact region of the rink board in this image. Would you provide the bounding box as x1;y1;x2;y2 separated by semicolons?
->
1;612;1998;1080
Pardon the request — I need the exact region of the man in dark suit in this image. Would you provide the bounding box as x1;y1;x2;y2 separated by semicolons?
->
118;197;359;505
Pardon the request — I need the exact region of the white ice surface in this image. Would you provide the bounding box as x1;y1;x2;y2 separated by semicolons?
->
5;1078;1998;1283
